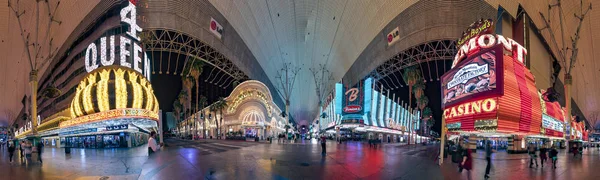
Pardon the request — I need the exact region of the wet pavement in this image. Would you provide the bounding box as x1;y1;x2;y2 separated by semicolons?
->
1;139;599;180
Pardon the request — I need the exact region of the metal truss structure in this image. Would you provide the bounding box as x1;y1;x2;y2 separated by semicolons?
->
142;29;249;89
369;40;457;90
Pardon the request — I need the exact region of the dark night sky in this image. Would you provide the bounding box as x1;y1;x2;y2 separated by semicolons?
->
379;59;452;134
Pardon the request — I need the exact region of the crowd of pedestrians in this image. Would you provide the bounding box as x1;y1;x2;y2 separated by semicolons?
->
4;140;43;165
448;139;575;180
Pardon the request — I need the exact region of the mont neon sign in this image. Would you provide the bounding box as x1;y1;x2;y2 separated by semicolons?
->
84;1;151;81
443;98;497;119
452;34;527;68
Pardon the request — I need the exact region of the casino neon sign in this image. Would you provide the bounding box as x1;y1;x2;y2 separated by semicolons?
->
84;1;151;81
444;98;497;119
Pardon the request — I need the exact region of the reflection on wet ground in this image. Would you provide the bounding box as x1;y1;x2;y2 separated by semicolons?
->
2;139;600;179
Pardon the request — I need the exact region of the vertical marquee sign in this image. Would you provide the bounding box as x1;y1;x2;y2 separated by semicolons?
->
84;0;152;81
341;80;365;124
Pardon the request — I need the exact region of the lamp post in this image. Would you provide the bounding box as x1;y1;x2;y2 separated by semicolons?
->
8;0;62;138
539;0;592;150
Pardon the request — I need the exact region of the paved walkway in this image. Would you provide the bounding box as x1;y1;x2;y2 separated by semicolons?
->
1;139;599;179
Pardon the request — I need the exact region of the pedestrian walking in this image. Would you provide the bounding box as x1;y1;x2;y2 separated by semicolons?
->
460;148;473;180
550;146;559;169
484;141;494;179
320;135;326;155
37;141;44;163
528;144;538;168
23;141;32;164
539;146;548;167
8;143;15;163
19;141;24;162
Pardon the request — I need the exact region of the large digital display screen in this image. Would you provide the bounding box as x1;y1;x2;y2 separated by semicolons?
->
441;45;504;108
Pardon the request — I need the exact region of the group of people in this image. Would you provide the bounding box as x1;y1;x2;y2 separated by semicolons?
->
527;144;559;169
277;133;299;143
448;140;563;180
571;144;584;158
6;140;43;164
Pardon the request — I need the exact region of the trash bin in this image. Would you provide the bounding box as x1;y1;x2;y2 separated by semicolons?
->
65;147;71;154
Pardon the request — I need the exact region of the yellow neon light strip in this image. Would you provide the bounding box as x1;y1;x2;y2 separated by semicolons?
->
59;108;159;128
97;69;110;112
83;73;97;114
128;71;143;109
115;69;127;109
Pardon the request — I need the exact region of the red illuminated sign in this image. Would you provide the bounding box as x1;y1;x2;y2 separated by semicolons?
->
343;105;362;113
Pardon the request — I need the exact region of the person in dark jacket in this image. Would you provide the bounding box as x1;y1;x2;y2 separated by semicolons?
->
549;146;559;169
539;147;548;167
320;135;326;155
37;141;44;163
8;143;15;163
484;141;494;179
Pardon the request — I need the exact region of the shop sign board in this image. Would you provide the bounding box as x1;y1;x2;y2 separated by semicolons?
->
442;45;504;108
387;118;405;131
106;124;129;131
341;119;364;124
456;19;494;47
210;18;224;39
59;128;97;136
387;27;400;46
84;0;151;81
342;80;365;116
542;114;564;132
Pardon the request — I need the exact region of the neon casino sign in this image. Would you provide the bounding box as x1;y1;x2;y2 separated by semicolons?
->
452;34;527;68
84;0;151;81
443;98;497;119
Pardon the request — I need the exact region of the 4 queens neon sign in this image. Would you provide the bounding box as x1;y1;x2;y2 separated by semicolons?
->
84;1;151;81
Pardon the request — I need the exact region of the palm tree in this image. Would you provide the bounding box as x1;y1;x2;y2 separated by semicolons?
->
178;90;188;136
173;100;182;136
413;81;426;99
402;66;421;107
422;106;432;135
182;76;194;118
402;66;421;144
417;96;428;135
198;96;207;138
211;97;229;139
189;60;204;137
417;96;429;111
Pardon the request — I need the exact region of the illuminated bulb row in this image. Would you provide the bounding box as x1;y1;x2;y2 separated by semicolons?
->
83;73;97;114
129;71;143;109
115;69;128;109
97;69;110;112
